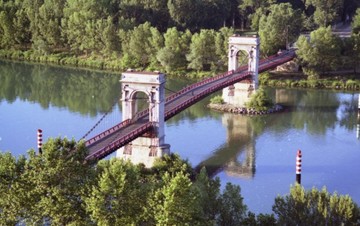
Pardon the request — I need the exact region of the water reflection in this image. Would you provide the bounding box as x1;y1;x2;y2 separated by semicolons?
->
196;89;359;179
0;60;120;116
196;113;260;178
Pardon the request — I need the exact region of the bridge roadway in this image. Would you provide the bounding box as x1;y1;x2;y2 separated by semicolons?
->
85;50;296;160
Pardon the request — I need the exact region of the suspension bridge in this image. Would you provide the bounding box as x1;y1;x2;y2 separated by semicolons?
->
83;49;296;161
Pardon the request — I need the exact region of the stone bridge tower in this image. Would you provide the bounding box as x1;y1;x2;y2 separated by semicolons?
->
223;35;260;107
117;71;170;167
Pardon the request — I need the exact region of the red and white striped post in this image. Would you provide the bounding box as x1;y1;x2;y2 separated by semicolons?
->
37;129;43;154
296;150;302;184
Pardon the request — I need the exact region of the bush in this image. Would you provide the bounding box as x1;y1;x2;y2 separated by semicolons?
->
245;88;273;111
332;81;343;89
345;80;360;90
210;95;224;104
259;72;271;85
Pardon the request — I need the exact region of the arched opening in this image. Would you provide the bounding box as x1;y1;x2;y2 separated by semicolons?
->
131;91;149;117
236;50;249;69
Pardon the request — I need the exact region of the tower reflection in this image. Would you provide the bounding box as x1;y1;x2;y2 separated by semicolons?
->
196;113;258;179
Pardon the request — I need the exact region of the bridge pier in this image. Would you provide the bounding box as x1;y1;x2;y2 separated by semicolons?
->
223;35;260;107
117;71;170;167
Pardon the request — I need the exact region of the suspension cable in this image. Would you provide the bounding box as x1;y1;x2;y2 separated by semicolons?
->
80;97;119;141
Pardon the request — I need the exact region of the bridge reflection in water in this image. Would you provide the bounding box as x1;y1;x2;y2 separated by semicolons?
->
195;113;258;179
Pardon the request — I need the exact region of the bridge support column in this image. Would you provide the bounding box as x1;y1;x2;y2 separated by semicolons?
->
223;35;260;107
117;71;170;167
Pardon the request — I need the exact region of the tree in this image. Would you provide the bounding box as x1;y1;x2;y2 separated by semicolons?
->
62;0;120;55
86;158;148;225
217;182;248;226
214;27;234;71
296;26;342;78
167;0;200;31
273;184;360;225
305;0;344;27
245;88;274;111
239;0;276;30
152;153;194;178
259;3;303;55
194;168;222;225
199;0;232;29
120;0;170;31
121;22;163;69
0;152;26;225
352;8;360;34
38;0;66;48
168;0;231;31
0;138;94;225
156;27;192;72
148;171;203;225
0;1;18;48
187;29;217;71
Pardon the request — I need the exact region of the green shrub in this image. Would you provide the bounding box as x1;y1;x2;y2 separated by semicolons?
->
259;72;271;85
298;80;308;88
245;88;273;111
210;95;224;104
345;80;359;89
332;81;343;89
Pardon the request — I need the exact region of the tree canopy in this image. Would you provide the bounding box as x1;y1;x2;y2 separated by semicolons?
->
1;138;359;224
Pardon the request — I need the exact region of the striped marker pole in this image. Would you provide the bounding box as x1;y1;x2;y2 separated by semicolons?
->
37;129;43;154
357;112;360;139
296;150;302;184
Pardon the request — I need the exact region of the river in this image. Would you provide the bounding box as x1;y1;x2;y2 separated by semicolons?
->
0;60;359;214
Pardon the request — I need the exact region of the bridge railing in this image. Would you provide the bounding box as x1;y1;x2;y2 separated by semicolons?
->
165;71;252;120
258;52;295;72
165;69;237;103
85;119;132;146
86;122;154;160
86;51;296;157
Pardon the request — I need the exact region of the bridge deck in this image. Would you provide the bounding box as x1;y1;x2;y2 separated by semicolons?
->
85;50;296;160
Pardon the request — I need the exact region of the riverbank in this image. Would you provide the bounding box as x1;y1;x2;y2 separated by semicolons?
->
260;71;360;91
0;49;125;72
1;49;360;92
0;49;215;78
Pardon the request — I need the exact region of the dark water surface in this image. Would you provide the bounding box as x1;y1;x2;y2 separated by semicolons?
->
1;60;359;214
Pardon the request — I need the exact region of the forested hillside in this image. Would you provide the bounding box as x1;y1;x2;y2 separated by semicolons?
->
0;0;359;75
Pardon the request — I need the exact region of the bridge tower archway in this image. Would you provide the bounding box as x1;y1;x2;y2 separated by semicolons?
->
117;71;170;167
223;35;260;107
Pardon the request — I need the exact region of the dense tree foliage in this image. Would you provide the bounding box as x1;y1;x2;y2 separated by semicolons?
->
0;0;358;75
273;184;360;225
296;26;342;79
305;0;344;27
0;138;94;224
258;3;302;55
245;88;274;111
1;139;359;224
